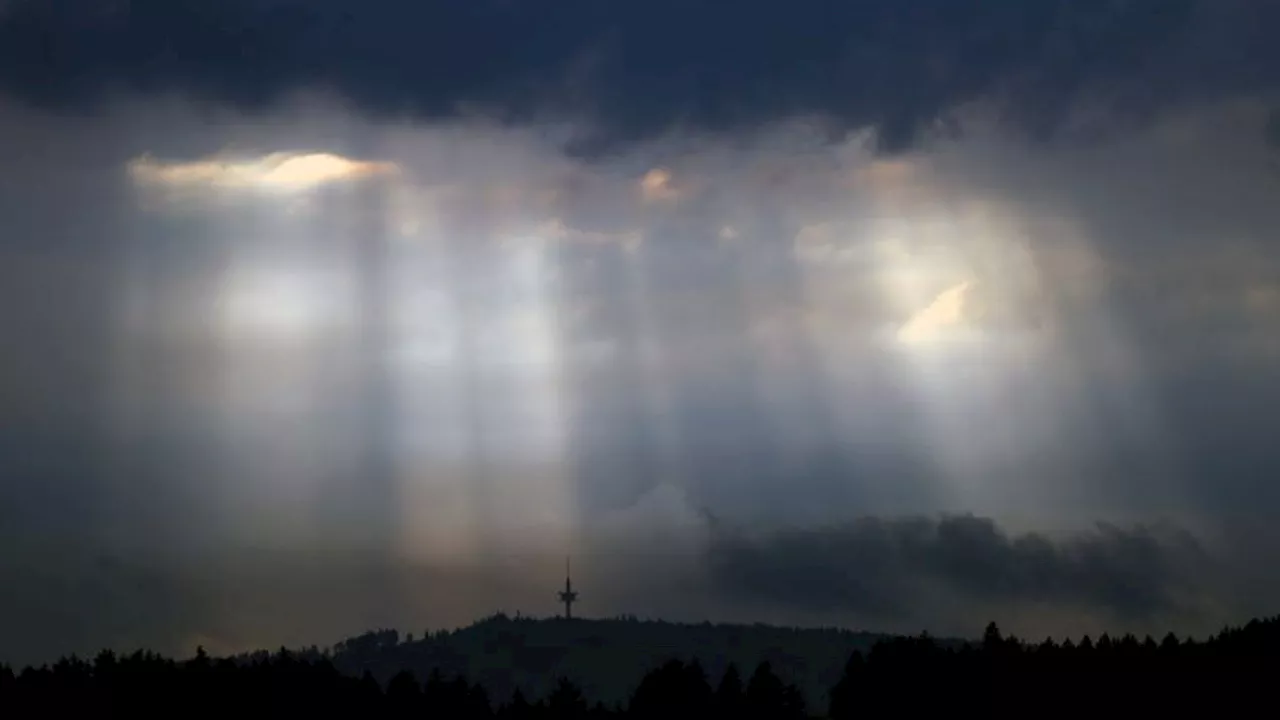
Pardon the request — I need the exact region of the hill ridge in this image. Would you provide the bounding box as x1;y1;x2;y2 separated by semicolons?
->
274;614;948;708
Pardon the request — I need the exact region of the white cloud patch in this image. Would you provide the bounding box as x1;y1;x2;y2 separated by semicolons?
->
127;151;400;194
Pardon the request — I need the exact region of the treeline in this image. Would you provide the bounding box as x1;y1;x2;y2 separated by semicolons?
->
3;616;1279;718
0;649;803;719
830;617;1280;717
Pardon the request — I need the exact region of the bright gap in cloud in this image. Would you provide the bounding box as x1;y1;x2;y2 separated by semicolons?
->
127;152;400;194
897;280;975;345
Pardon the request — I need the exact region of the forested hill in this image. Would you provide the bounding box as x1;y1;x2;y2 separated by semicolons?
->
312;615;909;708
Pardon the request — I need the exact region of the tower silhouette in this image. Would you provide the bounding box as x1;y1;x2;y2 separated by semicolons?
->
558;557;579;619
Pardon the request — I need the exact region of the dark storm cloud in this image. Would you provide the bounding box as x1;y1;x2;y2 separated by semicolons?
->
2;0;1275;153
707;515;1210;624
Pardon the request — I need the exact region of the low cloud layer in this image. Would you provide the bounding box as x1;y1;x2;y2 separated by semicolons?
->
1;1;1277;152
706;515;1217;638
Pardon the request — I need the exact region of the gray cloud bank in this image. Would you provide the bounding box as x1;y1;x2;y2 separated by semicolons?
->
1;1;1277;152
706;514;1223;639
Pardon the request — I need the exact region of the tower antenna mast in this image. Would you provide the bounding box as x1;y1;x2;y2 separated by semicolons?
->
558;556;579;619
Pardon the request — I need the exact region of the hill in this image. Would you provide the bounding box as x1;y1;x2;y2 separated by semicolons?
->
311;615;920;709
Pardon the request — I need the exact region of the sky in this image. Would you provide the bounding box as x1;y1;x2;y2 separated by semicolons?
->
1;0;1280;664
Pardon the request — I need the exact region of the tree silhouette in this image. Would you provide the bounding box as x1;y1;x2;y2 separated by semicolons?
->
548;677;588;720
500;687;532;720
386;670;422;717
744;661;806;720
827;651;863;720
629;659;712;718
982;621;1003;650
714;662;746;719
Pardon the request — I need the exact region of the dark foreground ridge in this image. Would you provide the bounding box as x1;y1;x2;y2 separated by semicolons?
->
3;615;1280;717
